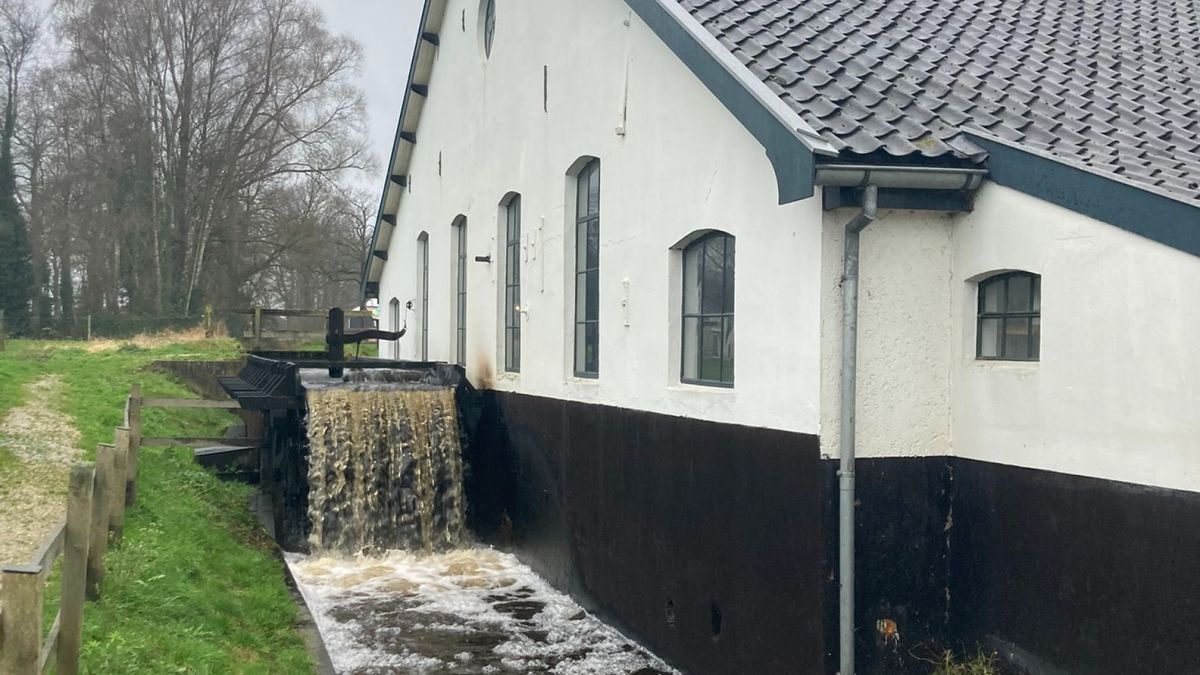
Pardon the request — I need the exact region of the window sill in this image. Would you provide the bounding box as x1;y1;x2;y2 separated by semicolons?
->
668;381;736;395
968;358;1040;372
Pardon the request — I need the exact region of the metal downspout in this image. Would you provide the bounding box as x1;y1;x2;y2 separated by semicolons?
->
839;184;878;675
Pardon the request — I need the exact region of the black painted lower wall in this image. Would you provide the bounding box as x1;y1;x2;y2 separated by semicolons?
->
463;391;1200;674
948;459;1200;675
465;391;826;674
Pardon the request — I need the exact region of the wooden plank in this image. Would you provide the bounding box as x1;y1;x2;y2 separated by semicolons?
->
1;567;42;675
109;430;129;544
29;521;65;575
57;465;93;675
127;385;141;507
39;611;60;675
86;445;114;600
141;398;240;409
141;437;262;448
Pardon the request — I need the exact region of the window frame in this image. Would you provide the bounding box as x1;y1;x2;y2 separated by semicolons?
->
976;271;1041;362
454;217;468;368
573;159;600;378
503;195;521;373
680;231;735;388
417;232;430;360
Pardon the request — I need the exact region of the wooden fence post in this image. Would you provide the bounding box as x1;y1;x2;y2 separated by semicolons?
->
86;314;92;342
205;304;214;338
1;566;43;675
86;444;115;600
0;308;6;351
57;464;94;675
110;429;130;543
253;306;263;351
126;385;142;507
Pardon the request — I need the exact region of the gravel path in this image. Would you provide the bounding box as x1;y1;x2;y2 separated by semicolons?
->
0;375;84;566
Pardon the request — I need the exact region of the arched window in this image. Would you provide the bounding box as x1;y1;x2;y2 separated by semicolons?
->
682;232;735;386
501;194;521;373
977;271;1040;361
482;0;496;58
453;216;468;367
417;232;429;360
388;298;401;358
573;159;600;378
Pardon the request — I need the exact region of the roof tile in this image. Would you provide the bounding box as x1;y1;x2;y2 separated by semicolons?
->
678;0;1200;204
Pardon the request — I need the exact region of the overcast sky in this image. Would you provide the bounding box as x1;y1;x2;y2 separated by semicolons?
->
313;0;423;190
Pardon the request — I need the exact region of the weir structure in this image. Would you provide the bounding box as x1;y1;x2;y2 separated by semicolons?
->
218;308;477;552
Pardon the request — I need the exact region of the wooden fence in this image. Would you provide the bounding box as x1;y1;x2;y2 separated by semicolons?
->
0;385;250;674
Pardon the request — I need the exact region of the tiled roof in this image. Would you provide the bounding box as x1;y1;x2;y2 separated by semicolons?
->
678;0;1200;204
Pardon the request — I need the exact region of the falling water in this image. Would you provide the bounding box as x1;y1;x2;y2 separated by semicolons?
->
305;385;466;555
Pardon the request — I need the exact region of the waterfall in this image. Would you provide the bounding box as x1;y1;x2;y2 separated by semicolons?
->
305;386;466;555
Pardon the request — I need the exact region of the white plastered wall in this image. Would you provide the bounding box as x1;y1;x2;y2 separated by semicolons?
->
819;183;1200;492
377;0;825;433
950;183;1200;493
819;207;956;459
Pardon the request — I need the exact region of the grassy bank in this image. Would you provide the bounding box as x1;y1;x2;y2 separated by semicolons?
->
0;339;313;674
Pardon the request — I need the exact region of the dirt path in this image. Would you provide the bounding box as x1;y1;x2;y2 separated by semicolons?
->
0;375;84;566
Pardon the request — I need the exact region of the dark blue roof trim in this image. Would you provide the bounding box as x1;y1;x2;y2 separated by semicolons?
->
970;132;1200;258
361;0;436;302
624;0;821;205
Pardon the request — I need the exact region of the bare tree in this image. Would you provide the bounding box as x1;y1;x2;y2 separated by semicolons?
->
13;0;374;333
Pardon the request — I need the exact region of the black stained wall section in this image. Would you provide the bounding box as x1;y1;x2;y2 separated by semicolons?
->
465;391;825;675
949;458;1200;675
820;457;956;675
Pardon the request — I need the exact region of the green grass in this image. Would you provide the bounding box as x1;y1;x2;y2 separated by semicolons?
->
0;338;313;674
0;340;46;414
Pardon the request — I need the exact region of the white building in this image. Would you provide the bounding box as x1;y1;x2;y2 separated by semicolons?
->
361;1;1200;673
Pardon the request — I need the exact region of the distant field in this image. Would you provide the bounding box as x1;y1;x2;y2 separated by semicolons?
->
0;338;314;674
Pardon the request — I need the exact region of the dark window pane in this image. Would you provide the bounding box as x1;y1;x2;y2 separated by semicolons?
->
682;317;700;380
1007;274;1032;312
575;272;587;323
979;317;1002;358
574;324;587;375
576;171;590;222
1030;317;1040;360
586;269;599;321
721;316;735;384
700;317;723;381
588;164;600;216
576;220;588;273
586;322;599;374
683;247;701;314
1004;318;1031;359
701;239;725;314
484;0;496;56
586;220;600;270
723;238;735;313
1032;277;1041;311
982;279;1003;313
511;329;520;371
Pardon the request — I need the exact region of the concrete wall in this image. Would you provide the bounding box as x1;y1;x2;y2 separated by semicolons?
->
377;0;824;434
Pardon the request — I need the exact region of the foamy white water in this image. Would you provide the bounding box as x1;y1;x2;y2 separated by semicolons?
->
287;547;677;675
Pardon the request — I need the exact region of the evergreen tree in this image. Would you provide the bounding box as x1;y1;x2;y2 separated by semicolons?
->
0;122;32;335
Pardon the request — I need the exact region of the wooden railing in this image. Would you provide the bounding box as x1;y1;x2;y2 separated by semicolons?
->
211;306;377;350
0;407;136;674
0;384;251;674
